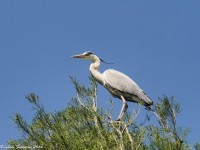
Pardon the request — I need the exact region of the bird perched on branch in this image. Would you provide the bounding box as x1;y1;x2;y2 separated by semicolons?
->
71;51;153;121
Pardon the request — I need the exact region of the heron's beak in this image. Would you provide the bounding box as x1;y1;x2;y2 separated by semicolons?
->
71;54;85;58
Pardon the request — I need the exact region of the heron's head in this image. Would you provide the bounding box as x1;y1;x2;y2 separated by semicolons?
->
71;51;113;64
71;51;99;62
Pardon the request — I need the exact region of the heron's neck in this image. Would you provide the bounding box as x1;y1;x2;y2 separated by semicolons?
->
89;59;104;85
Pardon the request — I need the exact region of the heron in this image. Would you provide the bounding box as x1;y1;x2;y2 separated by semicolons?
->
71;51;153;120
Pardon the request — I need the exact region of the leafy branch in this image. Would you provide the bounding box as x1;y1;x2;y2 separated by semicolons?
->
8;76;196;150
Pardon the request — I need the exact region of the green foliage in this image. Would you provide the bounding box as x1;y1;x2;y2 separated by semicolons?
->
195;143;200;150
8;77;196;150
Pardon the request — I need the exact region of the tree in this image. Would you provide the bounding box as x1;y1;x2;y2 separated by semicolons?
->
8;77;197;150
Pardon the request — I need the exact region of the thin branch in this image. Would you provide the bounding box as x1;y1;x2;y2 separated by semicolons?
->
153;111;165;129
124;105;141;129
76;92;85;107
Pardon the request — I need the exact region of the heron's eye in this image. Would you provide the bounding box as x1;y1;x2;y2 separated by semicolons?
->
85;52;93;56
85;53;91;56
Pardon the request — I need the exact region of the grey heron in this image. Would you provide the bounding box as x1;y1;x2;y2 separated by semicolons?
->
71;51;153;120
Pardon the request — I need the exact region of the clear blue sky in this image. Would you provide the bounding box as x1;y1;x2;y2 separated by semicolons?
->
0;0;200;146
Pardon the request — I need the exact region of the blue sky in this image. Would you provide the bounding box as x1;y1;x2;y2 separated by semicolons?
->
0;0;200;146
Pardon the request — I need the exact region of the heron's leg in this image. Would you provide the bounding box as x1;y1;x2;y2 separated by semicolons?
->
117;95;128;121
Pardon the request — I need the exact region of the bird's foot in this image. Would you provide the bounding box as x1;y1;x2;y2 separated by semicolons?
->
115;118;121;122
113;118;122;124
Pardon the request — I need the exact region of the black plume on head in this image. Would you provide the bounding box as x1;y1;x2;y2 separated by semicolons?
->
84;51;113;64
99;58;114;64
84;51;94;56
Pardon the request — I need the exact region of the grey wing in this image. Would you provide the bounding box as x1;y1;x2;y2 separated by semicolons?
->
102;69;153;106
